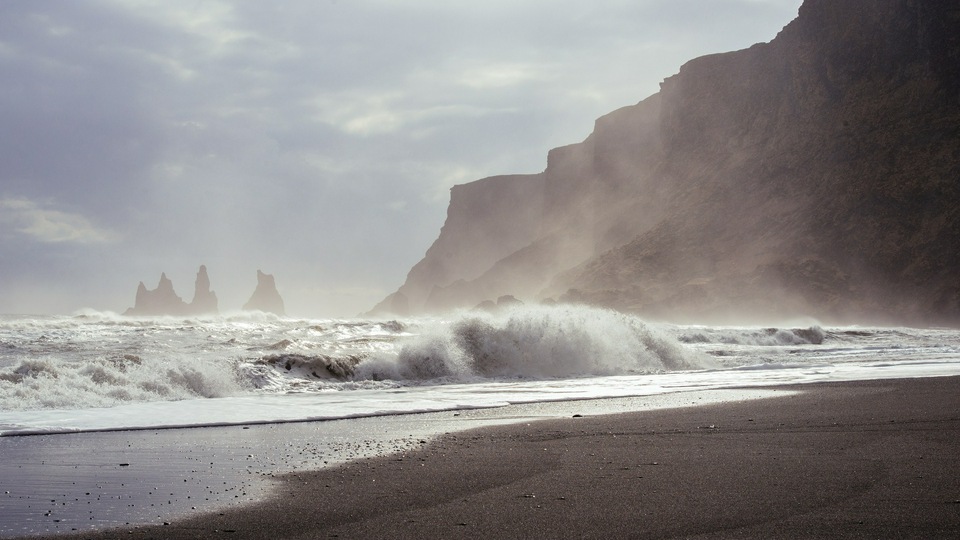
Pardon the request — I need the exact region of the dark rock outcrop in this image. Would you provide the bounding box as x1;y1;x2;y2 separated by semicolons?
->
473;294;524;314
243;270;286;316
124;266;219;316
373;0;960;325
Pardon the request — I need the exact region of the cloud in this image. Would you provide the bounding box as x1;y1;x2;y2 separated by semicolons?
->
457;61;552;89
0;0;804;315
0;197;120;244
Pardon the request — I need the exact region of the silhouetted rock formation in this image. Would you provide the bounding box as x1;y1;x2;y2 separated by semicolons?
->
368;173;546;315
243;270;286;316
373;0;960;325
474;294;525;314
371;291;410;317
189;265;219;314
124;266;219;316
124;272;187;316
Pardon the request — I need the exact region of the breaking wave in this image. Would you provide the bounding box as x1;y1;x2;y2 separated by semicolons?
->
236;306;713;392
0;354;241;411
677;326;826;346
0;306;722;411
358;305;712;381
3;310;959;435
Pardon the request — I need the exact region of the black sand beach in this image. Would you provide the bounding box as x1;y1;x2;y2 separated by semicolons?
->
14;376;960;539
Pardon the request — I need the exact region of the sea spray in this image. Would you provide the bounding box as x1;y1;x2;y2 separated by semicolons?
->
355;305;714;381
1;312;959;435
677;325;826;346
4;309;957;418
0;353;242;410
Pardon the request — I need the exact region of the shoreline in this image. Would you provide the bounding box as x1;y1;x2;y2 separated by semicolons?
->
0;388;784;538
8;376;960;539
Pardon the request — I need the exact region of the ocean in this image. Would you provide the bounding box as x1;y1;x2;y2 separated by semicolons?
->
3;304;959;436
2;304;960;537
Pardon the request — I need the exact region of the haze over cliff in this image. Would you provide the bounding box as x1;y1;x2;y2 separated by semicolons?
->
372;0;960;325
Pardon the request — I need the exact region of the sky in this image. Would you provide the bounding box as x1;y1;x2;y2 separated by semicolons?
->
0;0;803;318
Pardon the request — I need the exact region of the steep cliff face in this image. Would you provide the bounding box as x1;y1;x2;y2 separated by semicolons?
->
557;0;960;323
370;173;545;314
374;0;960;324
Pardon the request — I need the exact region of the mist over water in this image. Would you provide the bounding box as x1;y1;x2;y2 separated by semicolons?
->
1;305;959;435
359;306;711;381
0;306;707;410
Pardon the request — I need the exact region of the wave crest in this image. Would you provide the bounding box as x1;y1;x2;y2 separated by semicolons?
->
0;355;241;410
357;305;712;381
679;326;826;346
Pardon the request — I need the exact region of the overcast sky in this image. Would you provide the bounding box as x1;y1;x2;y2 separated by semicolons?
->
0;0;802;318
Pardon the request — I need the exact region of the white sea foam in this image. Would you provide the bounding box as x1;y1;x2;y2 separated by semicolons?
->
677;325;826;346
0;348;242;410
357;305;712;381
1;308;959;435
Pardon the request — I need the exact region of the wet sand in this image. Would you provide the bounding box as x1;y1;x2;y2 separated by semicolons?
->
12;376;960;539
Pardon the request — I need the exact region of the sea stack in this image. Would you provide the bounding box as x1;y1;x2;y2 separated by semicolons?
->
243;270;286;316
124;272;188;316
124;265;219;316
188;265;219;314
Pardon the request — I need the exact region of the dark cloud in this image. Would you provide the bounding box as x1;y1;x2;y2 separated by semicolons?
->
0;0;802;316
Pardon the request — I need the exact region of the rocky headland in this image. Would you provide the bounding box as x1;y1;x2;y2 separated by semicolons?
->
372;0;960;325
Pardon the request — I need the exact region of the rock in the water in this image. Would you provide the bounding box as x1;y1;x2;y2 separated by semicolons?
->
124;272;188;316
473;299;498;313
243;270;286;316
124;265;219;316
473;295;523;313
496;295;523;308
189;265;218;314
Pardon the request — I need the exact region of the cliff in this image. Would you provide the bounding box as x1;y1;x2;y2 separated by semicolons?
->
124;265;219;316
369;173;546;315
374;0;960;325
243;270;286;316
